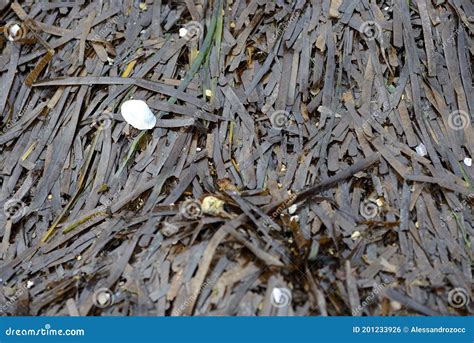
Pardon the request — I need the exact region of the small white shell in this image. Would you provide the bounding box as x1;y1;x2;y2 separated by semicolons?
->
9;24;21;40
120;100;156;130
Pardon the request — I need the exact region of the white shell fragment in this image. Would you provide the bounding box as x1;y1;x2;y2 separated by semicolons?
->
464;157;472;167
120;100;156;130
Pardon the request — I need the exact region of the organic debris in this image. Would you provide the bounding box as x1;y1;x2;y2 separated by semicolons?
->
0;0;472;316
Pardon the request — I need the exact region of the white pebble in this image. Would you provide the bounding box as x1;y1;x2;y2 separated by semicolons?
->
179;28;188;38
26;280;34;289
390;300;402;311
351;231;361;240
288;204;297;215
415;143;427;156
120;100;156;130
97;292;111;306
201;196;225;216
464;157;472;167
